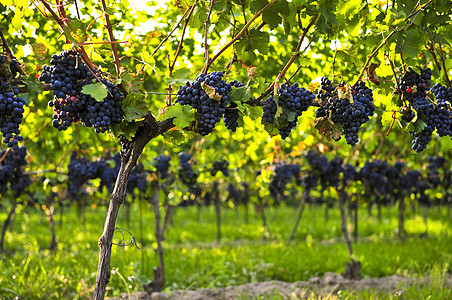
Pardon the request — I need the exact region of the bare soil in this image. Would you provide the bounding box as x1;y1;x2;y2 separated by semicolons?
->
113;272;452;300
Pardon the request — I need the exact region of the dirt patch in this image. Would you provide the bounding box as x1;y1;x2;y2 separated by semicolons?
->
113;272;452;300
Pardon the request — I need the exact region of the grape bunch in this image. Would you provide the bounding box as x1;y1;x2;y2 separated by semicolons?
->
223;80;244;132
178;152;197;186
98;153;120;193
154;155;171;179
39;50;124;133
431;83;452;108
0;146;31;196
67;151;102;197
127;163;147;194
227;183;240;205
261;83;315;139
269;163;301;200
210;159;230;177
359;159;389;196
398;68;452;152
315;79;375;145
426;156;446;188
0;54;26;150
176;71;234;136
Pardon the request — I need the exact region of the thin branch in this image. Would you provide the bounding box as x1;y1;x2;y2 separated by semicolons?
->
205;0;279;72
74;0;81;20
438;43;451;87
100;0;121;78
152;7;191;56
250;13;319;105
331;45;338;82
427;42;442;74
355;30;396;84
0;148;10;164
0;28;13;58
166;0;198;106
355;0;432;85
202;0;216;74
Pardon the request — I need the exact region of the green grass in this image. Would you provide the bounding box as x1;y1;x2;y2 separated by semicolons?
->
0;202;451;299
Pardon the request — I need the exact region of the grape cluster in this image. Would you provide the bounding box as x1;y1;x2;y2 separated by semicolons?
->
0;54;26;150
269;163;301;200
211;159;230;177
98;153;121;193
67;151;102;197
359;159;389;196
178;152;197;186
261;83;315;139
127;163;147;194
262;97;277;123
431;83;452;108
316;79;375;145
398;68;452;152
39;50;124;133
426;156;446;188
305;150;344;189
223;80;244;132
176;71;234;135
227;183;240;205
399;68;432;111
154;155;171;179
0;146;31;196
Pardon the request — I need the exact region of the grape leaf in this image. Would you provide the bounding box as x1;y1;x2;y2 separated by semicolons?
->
29;43;47;60
245;105;263;120
264;121;279;137
315;117;342;140
406;114;428;133
122;93;148;121
81;83;108;102
110;120;141;139
164;104;195;129
163;130;186;145
20;73;43;104
166;68;191;85
201;82;222;101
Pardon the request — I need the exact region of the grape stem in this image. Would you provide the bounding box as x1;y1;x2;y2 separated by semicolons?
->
202;0;216;74
0;28;25;76
100;0;122;79
438;43;451;87
250;13;319;105
152;8;191;56
167;0;199;106
427;42;443;76
355;0;432;86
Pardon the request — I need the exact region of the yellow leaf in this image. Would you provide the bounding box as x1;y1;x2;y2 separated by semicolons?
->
201;82;222;101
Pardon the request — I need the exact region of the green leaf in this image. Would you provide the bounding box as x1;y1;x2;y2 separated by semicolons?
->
245;105;263;120
166;68;192;85
264;121;279;136
122;93;148;121
397;29;426;58
250;0;268;13
163;130;186;145
110;120;141;139
20;73;43;103
81;83;108;102
164;104;195;129
231;84;253;106
286;110;297;122
406;113;428;133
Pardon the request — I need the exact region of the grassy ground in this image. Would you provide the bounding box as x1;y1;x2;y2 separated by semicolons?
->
0;201;451;299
